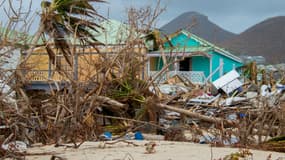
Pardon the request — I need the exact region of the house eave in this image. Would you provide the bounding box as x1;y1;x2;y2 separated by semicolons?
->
179;30;243;64
147;51;211;58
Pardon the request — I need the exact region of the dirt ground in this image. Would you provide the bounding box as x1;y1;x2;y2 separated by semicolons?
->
23;141;285;160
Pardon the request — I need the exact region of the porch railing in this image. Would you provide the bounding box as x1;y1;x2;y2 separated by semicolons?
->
25;70;49;81
25;69;206;84
149;71;206;84
25;70;73;81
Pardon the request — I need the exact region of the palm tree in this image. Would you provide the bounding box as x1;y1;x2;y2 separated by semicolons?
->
22;0;105;65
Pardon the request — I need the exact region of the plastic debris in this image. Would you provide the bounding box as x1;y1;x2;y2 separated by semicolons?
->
134;131;144;140
1;141;27;153
100;132;112;141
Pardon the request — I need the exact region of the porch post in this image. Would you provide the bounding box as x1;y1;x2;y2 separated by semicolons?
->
147;56;150;78
174;56;178;74
219;58;224;77
209;57;212;82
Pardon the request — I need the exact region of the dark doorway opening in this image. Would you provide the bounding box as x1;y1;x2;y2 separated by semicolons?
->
179;57;191;71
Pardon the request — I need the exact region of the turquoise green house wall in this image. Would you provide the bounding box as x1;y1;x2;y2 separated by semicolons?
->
210;50;243;81
191;56;210;77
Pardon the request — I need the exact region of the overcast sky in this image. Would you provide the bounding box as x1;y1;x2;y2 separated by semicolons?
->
101;0;285;34
1;0;285;34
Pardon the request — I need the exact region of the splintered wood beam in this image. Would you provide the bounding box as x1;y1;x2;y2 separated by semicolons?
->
94;96;128;109
157;103;236;126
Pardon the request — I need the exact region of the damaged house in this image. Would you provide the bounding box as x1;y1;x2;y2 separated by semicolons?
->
22;19;147;91
147;30;243;84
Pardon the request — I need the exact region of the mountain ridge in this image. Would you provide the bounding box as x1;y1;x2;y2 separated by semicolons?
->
221;16;285;63
160;11;285;64
160;11;236;44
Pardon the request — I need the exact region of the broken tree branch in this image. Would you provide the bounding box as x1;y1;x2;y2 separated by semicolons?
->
157;103;236;126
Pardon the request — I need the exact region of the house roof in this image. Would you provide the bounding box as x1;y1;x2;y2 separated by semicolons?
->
92;19;130;45
37;19;129;46
160;29;243;63
38;19;133;46
183;30;242;62
6;18;144;50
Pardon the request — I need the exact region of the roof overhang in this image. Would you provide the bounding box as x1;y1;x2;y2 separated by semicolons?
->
147;51;211;58
167;30;243;64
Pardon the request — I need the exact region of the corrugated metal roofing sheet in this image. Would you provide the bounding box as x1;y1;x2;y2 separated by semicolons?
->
213;70;243;94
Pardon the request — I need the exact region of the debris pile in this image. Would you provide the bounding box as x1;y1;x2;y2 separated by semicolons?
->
0;3;285;159
153;68;285;150
1;65;285;158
